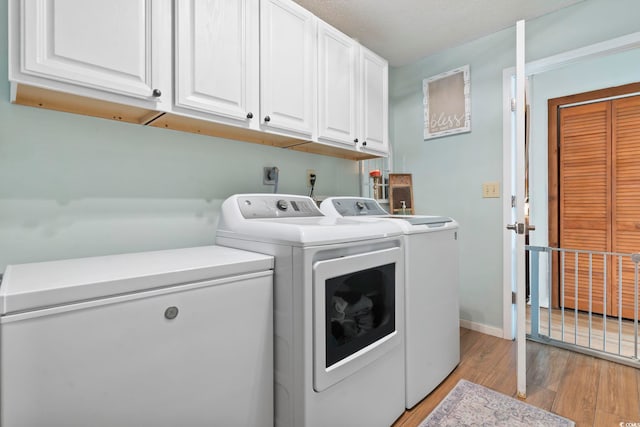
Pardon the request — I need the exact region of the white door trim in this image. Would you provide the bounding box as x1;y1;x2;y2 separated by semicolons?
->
514;20;527;398
501;67;516;340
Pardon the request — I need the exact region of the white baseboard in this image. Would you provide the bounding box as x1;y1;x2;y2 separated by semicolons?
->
460;319;505;339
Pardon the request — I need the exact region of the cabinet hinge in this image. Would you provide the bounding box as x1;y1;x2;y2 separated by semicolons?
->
511;195;516;208
510;98;517;112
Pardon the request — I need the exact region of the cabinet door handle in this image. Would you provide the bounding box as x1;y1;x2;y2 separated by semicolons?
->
362;141;367;146
152;89;162;97
354;138;359;143
246;112;254;119
264;115;271;122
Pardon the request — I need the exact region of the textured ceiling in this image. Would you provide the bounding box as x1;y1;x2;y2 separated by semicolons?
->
292;0;584;66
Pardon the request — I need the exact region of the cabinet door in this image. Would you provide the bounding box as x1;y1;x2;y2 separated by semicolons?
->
260;0;316;139
317;21;358;148
175;0;259;128
360;47;389;155
20;0;168;102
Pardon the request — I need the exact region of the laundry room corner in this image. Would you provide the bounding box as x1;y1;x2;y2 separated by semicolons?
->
389;28;516;335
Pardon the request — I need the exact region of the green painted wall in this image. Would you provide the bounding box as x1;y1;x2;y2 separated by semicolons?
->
389;0;640;330
0;3;358;271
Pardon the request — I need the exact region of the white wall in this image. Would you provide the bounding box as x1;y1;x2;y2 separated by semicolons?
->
0;2;359;271
389;0;640;330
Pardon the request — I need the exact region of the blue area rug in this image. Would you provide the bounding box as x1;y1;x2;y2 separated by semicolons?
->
419;379;575;427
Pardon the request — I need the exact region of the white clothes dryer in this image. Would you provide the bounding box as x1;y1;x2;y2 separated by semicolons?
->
320;197;460;409
216;194;406;427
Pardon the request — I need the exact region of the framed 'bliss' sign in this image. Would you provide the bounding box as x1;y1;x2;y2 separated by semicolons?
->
423;65;471;140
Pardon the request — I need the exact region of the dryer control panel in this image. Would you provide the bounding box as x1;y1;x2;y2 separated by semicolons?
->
237;195;322;218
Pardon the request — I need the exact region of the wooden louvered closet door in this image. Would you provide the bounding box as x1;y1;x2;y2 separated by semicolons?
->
612;95;640;318
558;95;640;317
559;101;611;315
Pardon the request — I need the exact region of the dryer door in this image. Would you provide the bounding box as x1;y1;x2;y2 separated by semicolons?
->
312;247;402;392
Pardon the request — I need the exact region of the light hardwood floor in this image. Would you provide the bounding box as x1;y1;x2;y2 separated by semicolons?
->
392;328;640;427
529;306;639;358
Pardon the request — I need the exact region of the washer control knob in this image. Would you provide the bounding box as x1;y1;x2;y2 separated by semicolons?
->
276;199;288;211
356;201;365;210
164;306;179;320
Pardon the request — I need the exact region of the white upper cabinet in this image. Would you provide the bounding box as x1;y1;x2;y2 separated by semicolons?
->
260;0;316;139
317;21;389;156
174;0;259;128
9;0;388;158
317;21;358;149
9;0;172;110
359;46;389;155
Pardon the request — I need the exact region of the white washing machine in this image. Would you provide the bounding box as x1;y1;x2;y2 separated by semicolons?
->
216;194;406;427
0;246;274;427
320;197;460;409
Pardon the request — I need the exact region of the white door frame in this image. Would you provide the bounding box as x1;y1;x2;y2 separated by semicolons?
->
514;20;527;398
501;30;640;342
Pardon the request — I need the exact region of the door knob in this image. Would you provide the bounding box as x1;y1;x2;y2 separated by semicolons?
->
506;222;535;234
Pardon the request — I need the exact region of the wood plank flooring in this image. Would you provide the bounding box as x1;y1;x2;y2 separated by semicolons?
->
529;306;639;358
392;328;640;427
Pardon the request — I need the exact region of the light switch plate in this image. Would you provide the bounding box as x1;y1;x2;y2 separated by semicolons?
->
482;182;500;198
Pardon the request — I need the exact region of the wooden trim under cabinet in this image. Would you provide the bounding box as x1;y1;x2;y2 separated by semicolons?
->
12;83;163;125
11;84;384;161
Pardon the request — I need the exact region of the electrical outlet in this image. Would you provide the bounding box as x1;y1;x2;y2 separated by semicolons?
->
482;182;500;198
263;166;278;185
306;169;316;187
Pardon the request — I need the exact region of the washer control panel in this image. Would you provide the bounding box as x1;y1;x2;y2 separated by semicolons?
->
237;195;323;218
330;198;388;216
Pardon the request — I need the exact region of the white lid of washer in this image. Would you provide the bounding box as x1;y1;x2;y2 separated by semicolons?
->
320;196;390;217
217;194;403;246
0;246;273;315
319;196;458;234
